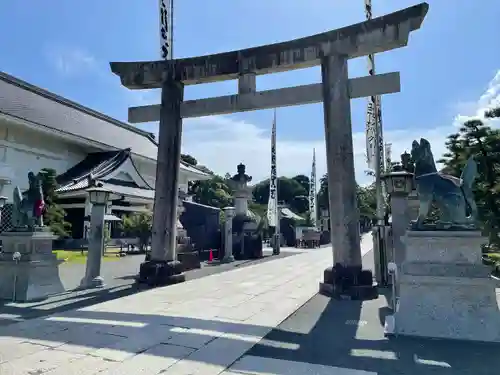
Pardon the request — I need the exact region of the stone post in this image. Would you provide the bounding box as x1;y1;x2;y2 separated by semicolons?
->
223;207;235;262
138;77;185;285
83;196;91;239
390;189;411;266
320;54;361;267
273;206;281;255
80;202;106;288
176;190;187;239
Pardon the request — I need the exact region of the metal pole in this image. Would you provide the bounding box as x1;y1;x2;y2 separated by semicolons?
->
170;0;174;59
365;0;385;223
364;0;388;285
365;0;389;285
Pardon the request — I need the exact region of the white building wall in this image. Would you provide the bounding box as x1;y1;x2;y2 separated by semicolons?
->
0;121;203;204
0;121;85;201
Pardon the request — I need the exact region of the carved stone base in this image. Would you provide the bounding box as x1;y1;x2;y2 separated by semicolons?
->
319;264;378;300
388;230;500;342
0;230;64;302
137;260;185;286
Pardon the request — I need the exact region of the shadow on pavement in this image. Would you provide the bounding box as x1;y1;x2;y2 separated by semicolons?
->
245;292;500;375
0;290;498;373
0;284;147;321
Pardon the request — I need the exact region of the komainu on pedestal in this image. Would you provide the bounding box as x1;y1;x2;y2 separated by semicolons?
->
0;172;64;302
387;138;500;342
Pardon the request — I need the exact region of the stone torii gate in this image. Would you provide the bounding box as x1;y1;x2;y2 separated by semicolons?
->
110;3;428;287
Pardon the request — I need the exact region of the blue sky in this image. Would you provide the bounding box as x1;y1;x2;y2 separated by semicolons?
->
1;0;499;184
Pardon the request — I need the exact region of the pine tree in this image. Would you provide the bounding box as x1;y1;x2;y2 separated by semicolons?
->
39;168;72;237
439;110;500;248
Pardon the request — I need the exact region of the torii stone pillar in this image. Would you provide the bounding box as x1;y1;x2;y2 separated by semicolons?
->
321;54;361;268
137;78;186;284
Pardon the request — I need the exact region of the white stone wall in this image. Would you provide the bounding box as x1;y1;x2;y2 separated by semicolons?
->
0;121;85;201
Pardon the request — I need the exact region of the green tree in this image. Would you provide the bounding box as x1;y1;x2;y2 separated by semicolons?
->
252;176;308;213
292;174;310;194
39;168;71;237
317;174;329;210
439;111;500;248
357;183;377;220
189;175;233;208
122;212;153;251
180;154;198;166
316;173;376;220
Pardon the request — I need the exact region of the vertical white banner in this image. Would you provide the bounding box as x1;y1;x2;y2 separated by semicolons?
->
267;110;278;227
364;0;385;172
159;0;173;59
309;149;317;227
366;94;377;169
385;142;392;172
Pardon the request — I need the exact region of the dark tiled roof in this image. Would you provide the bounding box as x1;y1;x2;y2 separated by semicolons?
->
57;149;128;186
0;72;210;177
56;148;153;193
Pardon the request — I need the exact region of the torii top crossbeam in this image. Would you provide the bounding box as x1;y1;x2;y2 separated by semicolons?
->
110;3;428;88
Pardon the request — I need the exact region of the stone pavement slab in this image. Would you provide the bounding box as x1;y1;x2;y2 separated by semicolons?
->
0;242;350;375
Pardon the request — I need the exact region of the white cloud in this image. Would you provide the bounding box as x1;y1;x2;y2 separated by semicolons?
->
182;116;450;186
454;70;500;126
45;46;97;77
179;69;500;186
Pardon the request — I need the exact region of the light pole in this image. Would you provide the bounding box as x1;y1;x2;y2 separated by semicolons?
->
80;186;111;289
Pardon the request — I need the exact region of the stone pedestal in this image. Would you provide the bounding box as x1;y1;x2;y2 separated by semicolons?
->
0;230;64;302
389;230;500;342
407;190;419;221
373;225;392;286
177;237;200;271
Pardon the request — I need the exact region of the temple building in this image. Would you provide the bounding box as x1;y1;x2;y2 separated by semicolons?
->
0;72;211;238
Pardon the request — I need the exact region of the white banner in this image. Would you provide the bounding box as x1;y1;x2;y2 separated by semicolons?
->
385;142;392;171
366;97;377;169
267;111;278;227
159;0;173;59
309;149;317;227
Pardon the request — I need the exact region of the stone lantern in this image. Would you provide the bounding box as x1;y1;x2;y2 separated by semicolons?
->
80;186;112;289
381;170;415;273
382;171;414;196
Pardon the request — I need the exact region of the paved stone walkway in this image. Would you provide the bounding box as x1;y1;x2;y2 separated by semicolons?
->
0;248;299;327
0;243;343;374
